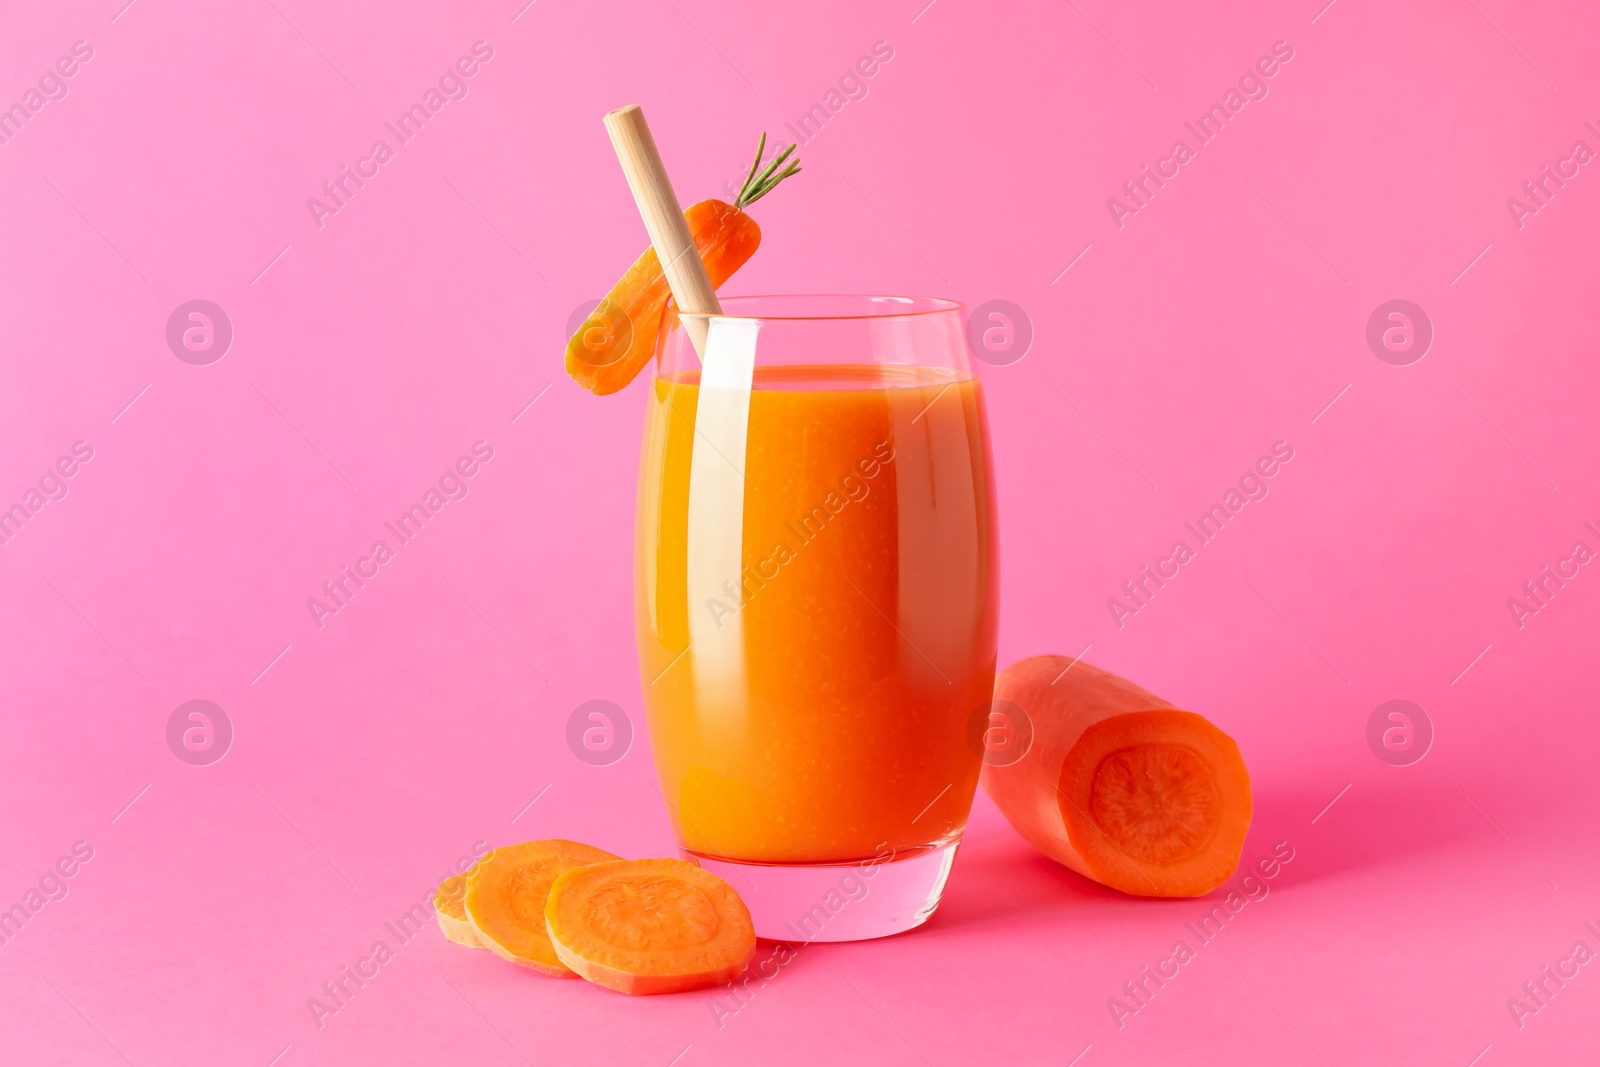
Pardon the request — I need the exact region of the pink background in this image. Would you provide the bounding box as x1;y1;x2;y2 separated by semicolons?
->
2;0;1598;1063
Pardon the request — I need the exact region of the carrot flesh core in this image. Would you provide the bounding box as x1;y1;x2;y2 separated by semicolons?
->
1089;742;1220;865
565;199;761;396
464;840;621;976
544;858;755;995
982;655;1251;898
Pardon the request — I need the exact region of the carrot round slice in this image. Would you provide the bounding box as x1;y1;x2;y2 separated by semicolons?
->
564;199;760;396
464;840;621;976
435;867;486;949
545;859;755;995
981;656;1252;897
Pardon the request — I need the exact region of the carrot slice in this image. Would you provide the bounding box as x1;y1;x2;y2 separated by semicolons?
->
435;866;486;949
464;840;621;976
545;858;755;995
981;656;1252;897
565;199;760;396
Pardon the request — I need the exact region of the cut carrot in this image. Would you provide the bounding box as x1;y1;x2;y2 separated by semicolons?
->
545;858;755;995
435;865;487;949
464;840;621;976
981;656;1252;897
565;200;757;395
566;134;801;396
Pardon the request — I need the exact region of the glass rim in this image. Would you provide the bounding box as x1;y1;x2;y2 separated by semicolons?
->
663;293;963;323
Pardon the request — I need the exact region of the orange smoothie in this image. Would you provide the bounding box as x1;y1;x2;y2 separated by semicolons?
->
636;364;999;864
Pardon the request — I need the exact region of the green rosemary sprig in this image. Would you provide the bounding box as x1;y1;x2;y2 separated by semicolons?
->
734;132;801;209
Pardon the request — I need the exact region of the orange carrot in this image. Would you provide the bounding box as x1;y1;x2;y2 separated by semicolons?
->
435;867;486;949
565;135;800;396
544;858;755;995
464;840;621;976
981;656;1252;897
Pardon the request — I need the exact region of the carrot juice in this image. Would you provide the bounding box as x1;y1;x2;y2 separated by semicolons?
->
635;362;999;865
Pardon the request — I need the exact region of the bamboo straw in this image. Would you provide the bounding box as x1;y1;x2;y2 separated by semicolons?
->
602;105;721;356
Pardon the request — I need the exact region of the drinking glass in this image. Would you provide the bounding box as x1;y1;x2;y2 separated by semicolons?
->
634;295;999;941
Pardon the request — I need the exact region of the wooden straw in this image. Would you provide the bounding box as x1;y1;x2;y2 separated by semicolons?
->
603;105;721;356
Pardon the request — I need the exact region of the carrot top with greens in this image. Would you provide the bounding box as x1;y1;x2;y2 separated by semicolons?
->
565;134;801;395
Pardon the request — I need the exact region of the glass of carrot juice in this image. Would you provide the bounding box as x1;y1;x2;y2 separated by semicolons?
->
635;295;999;941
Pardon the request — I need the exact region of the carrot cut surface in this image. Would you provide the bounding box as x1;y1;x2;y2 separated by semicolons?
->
545;858;754;995
981;655;1252;897
435;868;486;949
464;840;621;976
564;199;761;396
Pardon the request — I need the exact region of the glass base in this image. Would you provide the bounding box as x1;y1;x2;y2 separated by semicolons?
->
687;840;959;942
